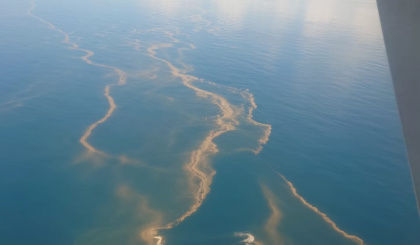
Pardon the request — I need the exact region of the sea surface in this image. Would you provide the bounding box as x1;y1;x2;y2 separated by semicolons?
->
1;0;419;244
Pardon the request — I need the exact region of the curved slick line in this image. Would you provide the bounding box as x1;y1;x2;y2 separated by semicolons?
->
138;34;274;244
176;44;272;154
28;1;126;156
144;42;240;244
193;76;272;154
278;173;365;245
242;91;272;154
79;84;117;155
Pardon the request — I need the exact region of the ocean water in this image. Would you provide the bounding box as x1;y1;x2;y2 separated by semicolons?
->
1;0;419;244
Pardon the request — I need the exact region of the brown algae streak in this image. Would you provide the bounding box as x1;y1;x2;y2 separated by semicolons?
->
144;41;240;244
28;0;127;156
242;91;272;154
141;36;272;244
278;173;364;245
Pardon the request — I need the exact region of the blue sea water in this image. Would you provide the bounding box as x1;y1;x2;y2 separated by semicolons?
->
1;0;419;245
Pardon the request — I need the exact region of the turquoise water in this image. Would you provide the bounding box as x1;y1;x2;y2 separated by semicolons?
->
1;0;419;244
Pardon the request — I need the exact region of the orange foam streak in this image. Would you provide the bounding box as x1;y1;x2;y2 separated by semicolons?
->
279;173;364;245
242;91;272;154
141;41;239;244
28;0;127;155
79;85;116;154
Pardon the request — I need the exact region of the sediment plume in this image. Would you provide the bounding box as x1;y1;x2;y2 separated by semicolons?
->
260;184;284;245
115;185;165;245
278;173;364;245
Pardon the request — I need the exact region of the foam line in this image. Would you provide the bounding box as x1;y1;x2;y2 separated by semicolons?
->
278;173;364;245
28;0;126;156
175;45;271;154
242;91;272;154
192;76;271;154
138;32;274;244
140;38;241;244
79;85;116;155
